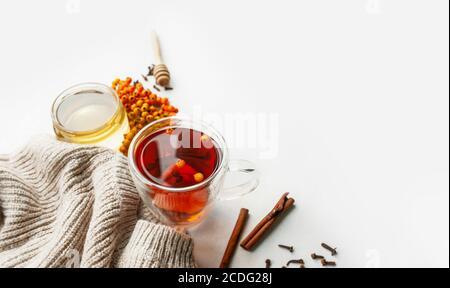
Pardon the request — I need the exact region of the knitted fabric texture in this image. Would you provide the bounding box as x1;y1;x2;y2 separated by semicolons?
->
0;136;196;268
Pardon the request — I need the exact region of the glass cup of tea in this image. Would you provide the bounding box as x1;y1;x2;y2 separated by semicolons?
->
128;117;259;227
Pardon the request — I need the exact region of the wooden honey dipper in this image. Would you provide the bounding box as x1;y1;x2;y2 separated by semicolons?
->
151;31;171;87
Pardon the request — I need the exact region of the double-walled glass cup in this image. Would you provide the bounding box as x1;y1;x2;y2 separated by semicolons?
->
128;117;259;227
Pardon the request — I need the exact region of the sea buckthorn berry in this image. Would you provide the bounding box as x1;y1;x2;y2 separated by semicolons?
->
194;173;205;183
127;132;135;140
136;100;144;107
128;112;136;119
137;124;144;129
138;117;146;125
146;115;153;122
126;133;134;141
129;95;136;103
201;134;210;142
123;139;131;147
133;108;141;115
176;159;186;168
120;145;127;154
141;111;149;118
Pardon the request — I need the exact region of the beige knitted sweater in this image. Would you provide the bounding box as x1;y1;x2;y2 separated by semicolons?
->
0;136;196;268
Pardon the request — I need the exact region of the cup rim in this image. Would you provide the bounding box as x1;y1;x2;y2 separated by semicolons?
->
51;82;122;135
128;116;229;193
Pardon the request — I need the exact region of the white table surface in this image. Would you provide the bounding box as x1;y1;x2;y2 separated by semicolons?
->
0;0;448;268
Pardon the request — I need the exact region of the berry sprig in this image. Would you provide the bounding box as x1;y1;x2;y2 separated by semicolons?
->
112;77;179;155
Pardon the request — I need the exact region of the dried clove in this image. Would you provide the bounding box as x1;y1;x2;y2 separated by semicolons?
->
141;74;148;82
321;243;338;256
286;259;304;267
311;253;325;260
133;80;140;86
278;244;294;253
153;85;161;92
165;86;173;91
265;259;271;268
147;65;155;76
321;259;337;267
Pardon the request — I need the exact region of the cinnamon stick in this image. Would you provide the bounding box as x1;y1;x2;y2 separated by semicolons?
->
240;193;295;251
219;208;249;268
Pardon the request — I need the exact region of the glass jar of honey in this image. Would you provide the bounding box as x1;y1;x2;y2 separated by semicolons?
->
51;83;129;150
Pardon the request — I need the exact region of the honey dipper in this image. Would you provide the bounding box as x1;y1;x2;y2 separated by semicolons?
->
151;31;171;87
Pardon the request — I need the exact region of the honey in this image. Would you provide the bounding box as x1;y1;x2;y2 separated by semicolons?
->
52;83;129;150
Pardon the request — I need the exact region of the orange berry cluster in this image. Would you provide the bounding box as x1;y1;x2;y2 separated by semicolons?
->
112;77;179;155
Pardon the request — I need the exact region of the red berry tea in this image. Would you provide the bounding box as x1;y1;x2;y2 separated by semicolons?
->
134;127;221;224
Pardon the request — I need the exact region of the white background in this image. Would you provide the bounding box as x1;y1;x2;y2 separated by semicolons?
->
0;0;448;268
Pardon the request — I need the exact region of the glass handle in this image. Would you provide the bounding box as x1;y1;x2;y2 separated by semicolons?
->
219;159;259;201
